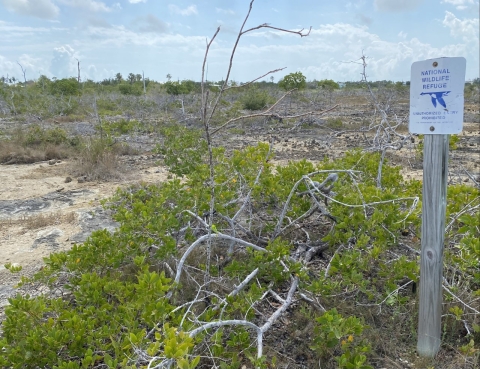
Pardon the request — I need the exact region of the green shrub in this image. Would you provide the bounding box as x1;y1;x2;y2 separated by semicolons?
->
317;79;340;90
278;71;307;91
49;78;81;96
119;83;142;96
164;80;196;95
0;267;182;369
98;119;142;136
20;125;74;147
240;87;271;110
325;117;343;129
154;125;207;176
312;308;372;369
96;98;120;116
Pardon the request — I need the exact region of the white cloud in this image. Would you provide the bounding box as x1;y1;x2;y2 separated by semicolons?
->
85;64;97;80
50;45;79;78
81;65;115;81
1;2;477;84
374;0;424;12
215;7;234;15
58;0;121;13
0;55;18;79
346;1;366;10
129;0;147;3
168;4;197;16
0;21;52;35
226;21;477;82
132;14;168;33
442;0;478;10
0;53;49;80
300;36;469;82
15;54;44;80
84;25;205;49
442;11;479;42
88;17;112;28
1;0;59;19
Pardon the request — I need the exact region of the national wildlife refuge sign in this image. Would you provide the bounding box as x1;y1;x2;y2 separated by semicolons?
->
410;56;466;357
409;57;466;135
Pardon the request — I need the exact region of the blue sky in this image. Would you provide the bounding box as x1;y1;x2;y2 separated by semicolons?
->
0;0;478;83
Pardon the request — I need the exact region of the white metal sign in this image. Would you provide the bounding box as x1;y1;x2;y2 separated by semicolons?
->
409;57;466;134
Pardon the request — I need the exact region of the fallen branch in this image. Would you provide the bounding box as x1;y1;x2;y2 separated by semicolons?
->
174;233;266;285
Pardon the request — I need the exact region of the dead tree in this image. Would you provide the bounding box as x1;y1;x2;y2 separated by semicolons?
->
17;62;26;84
358;54;415;187
75;58;81;83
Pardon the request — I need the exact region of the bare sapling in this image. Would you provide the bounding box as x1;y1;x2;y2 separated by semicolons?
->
135;2;424;368
197;0;314;291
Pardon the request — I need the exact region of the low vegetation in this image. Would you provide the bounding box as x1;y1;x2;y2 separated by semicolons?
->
0;9;479;367
0;124;78;164
1;139;478;367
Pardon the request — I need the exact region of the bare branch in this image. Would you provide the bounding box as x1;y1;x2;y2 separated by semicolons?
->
445;201;479;232
260;276;298;334
303;174;419;210
189;319;260;338
299;292;326;312
174;233;266;285
211;104;338;136
443;283;480;314
204;0;256;125
325;244;344;278
274;205;321;239
224;67;287;91
229;268;259;298
242;24;312;38
461;166;480;187
273;176;308;238
187;276;299;362
202;0;314;136
201;27;221;121
357;280;413;308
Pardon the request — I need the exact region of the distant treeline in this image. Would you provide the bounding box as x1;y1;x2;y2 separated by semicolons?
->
1;72;478;97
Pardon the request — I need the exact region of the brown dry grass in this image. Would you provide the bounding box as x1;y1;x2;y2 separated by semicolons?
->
72;151;120;181
0;141;46;164
0;124;76;165
0;122;138;180
0;211;77;232
0;141;72;164
70;137;136;181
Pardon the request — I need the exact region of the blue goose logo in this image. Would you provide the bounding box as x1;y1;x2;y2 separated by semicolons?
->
420;91;450;109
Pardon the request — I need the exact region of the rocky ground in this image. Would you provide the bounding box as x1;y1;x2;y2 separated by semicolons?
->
0;155;170;315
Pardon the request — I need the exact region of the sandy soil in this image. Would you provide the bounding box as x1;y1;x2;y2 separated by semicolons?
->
0;158;170;310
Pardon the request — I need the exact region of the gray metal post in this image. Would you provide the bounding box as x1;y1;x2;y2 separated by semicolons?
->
417;134;449;357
